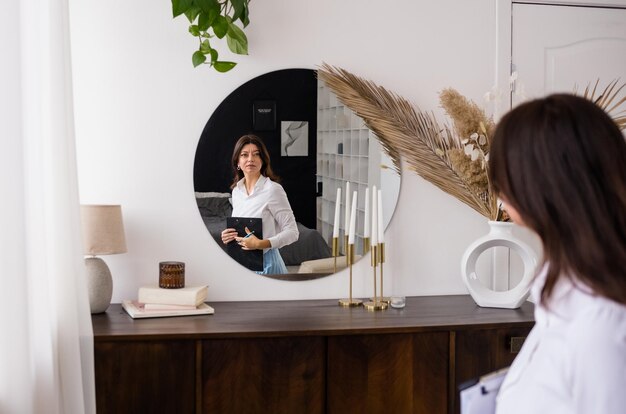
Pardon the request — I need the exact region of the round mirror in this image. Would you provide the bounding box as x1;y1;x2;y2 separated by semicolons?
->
193;68;401;280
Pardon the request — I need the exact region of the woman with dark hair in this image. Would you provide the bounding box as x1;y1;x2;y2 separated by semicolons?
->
490;94;626;413
220;134;298;274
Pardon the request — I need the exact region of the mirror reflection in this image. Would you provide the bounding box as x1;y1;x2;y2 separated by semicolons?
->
193;69;401;279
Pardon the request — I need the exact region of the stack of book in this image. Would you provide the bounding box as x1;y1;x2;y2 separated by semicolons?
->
122;285;214;318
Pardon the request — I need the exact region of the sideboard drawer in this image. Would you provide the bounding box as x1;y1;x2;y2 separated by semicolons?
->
202;336;325;414
95;340;196;413
327;332;449;413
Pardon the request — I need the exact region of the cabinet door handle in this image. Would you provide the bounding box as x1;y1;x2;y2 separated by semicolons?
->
509;336;526;354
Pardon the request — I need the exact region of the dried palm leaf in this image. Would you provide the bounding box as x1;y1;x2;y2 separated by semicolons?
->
317;63;499;220
580;79;626;130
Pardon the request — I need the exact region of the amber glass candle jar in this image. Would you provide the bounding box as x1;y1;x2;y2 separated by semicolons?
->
159;261;185;288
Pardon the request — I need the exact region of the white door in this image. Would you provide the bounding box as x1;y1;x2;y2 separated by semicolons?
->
511;2;626;107
491;2;626;292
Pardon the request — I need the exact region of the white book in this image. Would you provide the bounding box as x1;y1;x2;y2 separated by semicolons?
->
143;303;198;311
122;300;214;319
138;285;208;307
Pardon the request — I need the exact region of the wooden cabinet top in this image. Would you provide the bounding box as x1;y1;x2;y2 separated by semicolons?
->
93;295;534;341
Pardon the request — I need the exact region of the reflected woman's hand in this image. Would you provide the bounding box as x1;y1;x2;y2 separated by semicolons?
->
221;228;238;244
235;226;259;250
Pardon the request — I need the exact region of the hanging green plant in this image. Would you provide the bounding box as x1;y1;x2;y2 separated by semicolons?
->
171;0;250;73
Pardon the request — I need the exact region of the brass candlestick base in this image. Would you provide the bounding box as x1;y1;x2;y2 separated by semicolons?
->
363;300;389;311
339;298;363;307
369;296;392;304
339;243;362;307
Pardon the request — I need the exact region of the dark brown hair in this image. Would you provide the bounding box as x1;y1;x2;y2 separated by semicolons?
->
489;94;626;305
230;134;280;189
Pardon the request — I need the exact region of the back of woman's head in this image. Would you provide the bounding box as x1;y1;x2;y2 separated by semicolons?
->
489;93;626;305
230;134;280;188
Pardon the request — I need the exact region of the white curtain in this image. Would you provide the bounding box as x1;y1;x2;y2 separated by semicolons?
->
0;0;96;413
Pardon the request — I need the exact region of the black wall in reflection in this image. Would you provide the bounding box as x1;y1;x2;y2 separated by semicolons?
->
193;69;317;228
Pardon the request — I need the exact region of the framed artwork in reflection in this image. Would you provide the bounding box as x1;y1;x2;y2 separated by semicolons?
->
280;121;308;157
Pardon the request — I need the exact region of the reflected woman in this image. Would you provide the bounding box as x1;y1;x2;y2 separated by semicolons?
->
220;134;299;274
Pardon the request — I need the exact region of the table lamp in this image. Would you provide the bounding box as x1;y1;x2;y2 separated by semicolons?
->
80;205;127;314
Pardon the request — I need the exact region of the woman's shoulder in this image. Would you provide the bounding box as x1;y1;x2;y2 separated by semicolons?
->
563;298;626;393
263;177;286;192
567;296;626;349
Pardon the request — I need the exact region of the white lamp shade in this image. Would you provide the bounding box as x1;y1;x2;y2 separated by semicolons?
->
80;205;127;255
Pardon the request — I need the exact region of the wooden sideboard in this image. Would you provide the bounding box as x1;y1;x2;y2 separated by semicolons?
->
92;295;534;414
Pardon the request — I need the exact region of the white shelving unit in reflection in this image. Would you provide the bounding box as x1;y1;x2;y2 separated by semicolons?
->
316;79;384;255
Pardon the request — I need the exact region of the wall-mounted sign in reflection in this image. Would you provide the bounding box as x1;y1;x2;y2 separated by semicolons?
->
253;100;276;131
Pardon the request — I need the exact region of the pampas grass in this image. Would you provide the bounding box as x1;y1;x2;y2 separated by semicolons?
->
439;88;496;140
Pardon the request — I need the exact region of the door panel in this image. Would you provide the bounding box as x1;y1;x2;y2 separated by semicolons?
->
512;3;626;106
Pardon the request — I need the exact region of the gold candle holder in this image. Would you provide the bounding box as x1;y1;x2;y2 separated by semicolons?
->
364;244;388;311
362;237;371;255
377;242;391;304
331;236;339;274
339;243;362;307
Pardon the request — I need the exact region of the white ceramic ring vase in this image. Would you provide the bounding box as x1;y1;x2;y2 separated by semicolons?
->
461;221;537;309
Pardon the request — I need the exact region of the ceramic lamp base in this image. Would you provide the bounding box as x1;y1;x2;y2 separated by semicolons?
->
85;257;113;314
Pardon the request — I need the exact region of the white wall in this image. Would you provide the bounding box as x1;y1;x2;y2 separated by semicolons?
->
69;0;537;302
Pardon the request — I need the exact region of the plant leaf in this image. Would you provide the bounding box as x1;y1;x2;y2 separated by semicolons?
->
172;0;193;18
226;23;248;55
230;0;246;22
209;48;218;63
192;50;207;67
188;25;200;36
212;15;229;38
183;6;201;23
198;10;218;31
240;6;250;27
195;0;220;14
214;61;237;72
200;40;212;53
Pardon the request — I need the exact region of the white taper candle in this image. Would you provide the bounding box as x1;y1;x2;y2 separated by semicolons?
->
348;191;357;244
363;187;370;238
371;185;378;245
333;187;341;238
344;182;351;236
378;189;384;243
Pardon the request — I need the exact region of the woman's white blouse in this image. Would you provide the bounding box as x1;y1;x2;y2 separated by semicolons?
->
496;268;626;414
231;175;299;250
